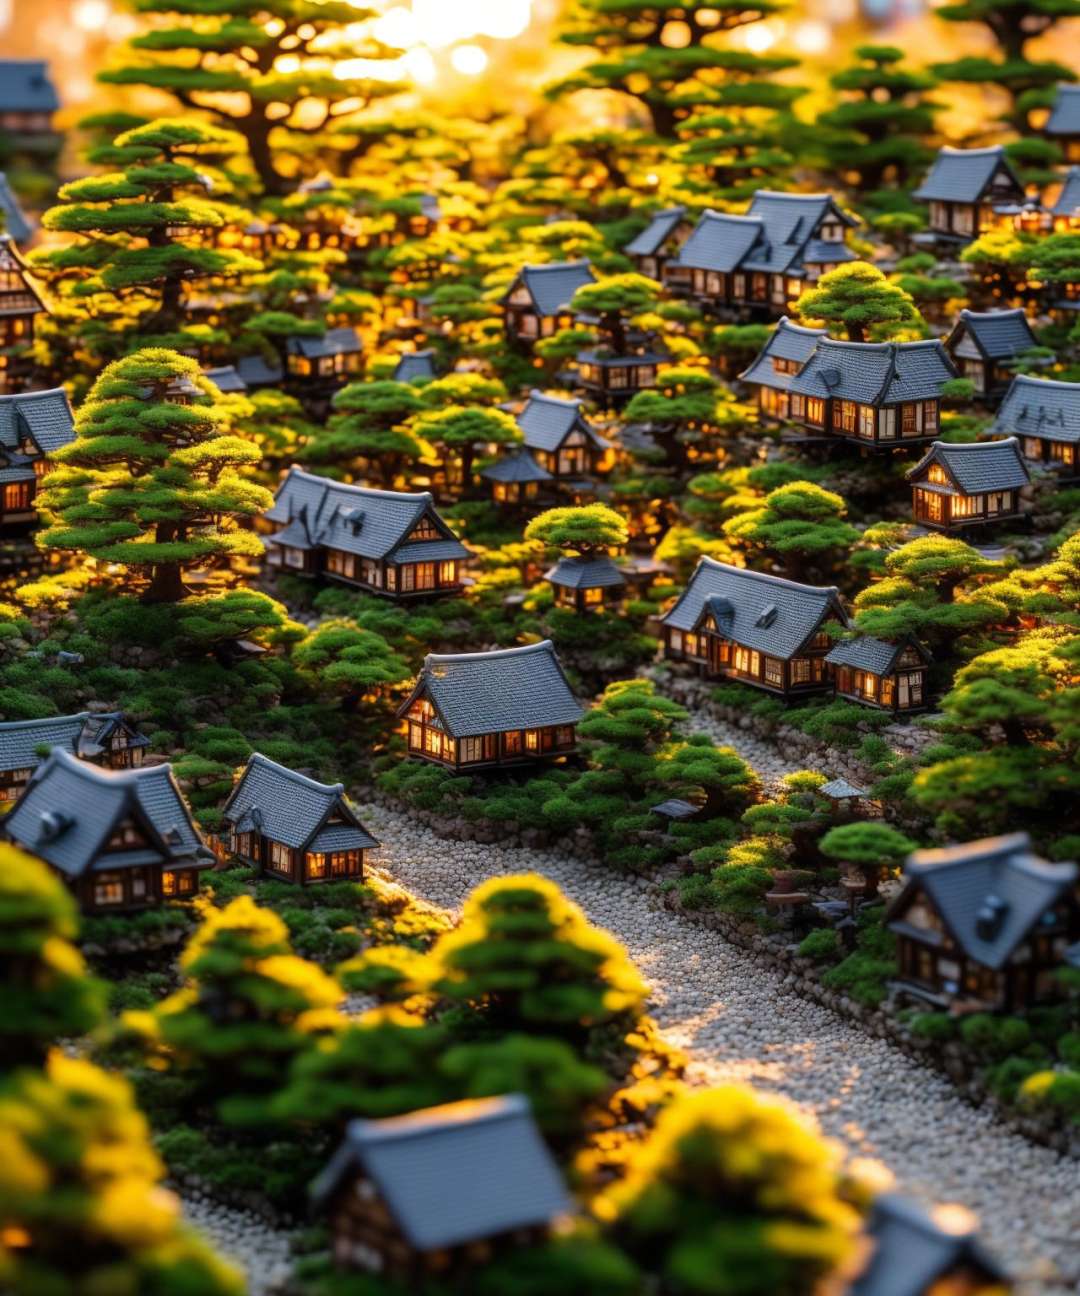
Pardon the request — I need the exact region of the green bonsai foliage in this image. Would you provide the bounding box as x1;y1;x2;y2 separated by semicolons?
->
624;368;727;469
570;274;661;355
38;350;272;603
819;822;917;898
100;2;402;194
31;118;259;371
431;874;648;1037
0;1054;243;1294
794;262;924;342
132;896;342;1125
0;846;106;1071
819;46;940;191
302;380;431;486
603;1086;862;1296
525;504;629;554
724;481;859;583
651;736;760;820
550;1;790;139
292;619;411;707
409;404;521;491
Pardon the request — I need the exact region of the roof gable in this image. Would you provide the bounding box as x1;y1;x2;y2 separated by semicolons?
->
824;635;928;675
662;558;848;658
545;555;626;590
0;61;59;114
742;191;855;273
624;206;687;256
0;388;75;455
994;374;1080;445
913;146;1024;204
1049;165;1080;217
788;339;956;405
0;173;32;244
907;438;1030;493
310;1095;570;1249
517;391;608;453
946;308;1036;362
221;753;377;852
400;640;583;738
888;832;1077;970
509;261;595;317
739;316;826;389
673;209;764;273
1045;83;1080;136
392;350;437;383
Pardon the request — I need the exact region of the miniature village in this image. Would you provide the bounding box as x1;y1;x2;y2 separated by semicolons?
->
0;0;1078;1292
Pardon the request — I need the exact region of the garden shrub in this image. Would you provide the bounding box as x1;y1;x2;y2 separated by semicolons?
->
797;929;840;963
959;1014;1031;1061
909;1012;955;1043
1020;1070;1080;1122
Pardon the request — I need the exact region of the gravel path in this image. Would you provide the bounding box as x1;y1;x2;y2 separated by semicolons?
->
179;1193;293;1294
363;805;1080;1296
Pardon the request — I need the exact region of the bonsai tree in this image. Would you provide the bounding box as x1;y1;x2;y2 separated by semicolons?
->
431;874;648;1039
570;274;661;355
0;846;107;1072
133;896;342;1125
624;368;726;469
292;619;411;709
525;504;629;555
0;1055;242;1294
819;46;940;190
1026;234;1080;306
794;262;924;342
549;1;790;139
38;350;272;603
604;1086;862;1296
100;2;403;194
939;635;1068;748
650;736;760;820
819;821;917;898
302;379;431;486
409;404;521;493
724;481;859;583
30;118;259;371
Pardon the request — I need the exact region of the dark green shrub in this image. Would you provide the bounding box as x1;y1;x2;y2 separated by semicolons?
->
909;1013;955;1043
959;1014;1031;1061
797;929;840;963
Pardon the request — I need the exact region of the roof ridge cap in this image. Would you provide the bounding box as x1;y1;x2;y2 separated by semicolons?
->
247;751;342;796
939;144;1002;155
0;710;90;731
524;259;590;272
288;468;433;504
424;640;554;666
346;1094;527;1144
697;557;840;598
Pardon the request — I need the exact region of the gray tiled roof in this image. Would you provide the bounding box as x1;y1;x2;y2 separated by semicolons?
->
1045;83;1080;137
913;146;1023;204
0;388;75;455
825;635;905;675
517;391;609;453
236;354;284;387
889;832;1077;970
392;350;436;383
310;1094;570;1248
1049;166;1080;217
0;61;59;114
739;316;826;391
266;468;468;564
480;450;553;483
662;558;848;657
400;640;583;738
946;308;1036;361
742;191;855;274
203;365;248;393
0;173;31;244
624;206;686;257
4;748;209;878
850;1194;1007;1296
907;438;1030;493
287;326;362;360
673;210;764;273
0;464;34;483
994;374;1080;445
0;713;90;773
221;752;377;852
801;238;857;266
818;777;867;800
545;555;626;590
511;261;595;317
788;338;957;405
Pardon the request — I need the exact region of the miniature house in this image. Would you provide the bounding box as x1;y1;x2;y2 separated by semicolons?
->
1044;83;1080;164
391;350;437;384
311;1094;571;1279
825;636;930;713
264;468;469;598
738;316;827;420
623;205;691;280
480;449;553;507
516;391;611;486
944;308;1038;400
667;191;858;317
1048;165;1080;233
235;354;285;390
785;338;957;448
3;748;214;912
886;832;1079;1012
661;559;848;698
575;347;664;401
912;146;1025;244
0;388;75;531
203;365;249;394
993;374;1079;477
501;261;595;348
544;554;626;612
397;640;583;770
0;60;59;138
849;1194;1011;1296
0;234;48;393
0;173;32;246
220;753;378;884
0;711;149;805
906;438;1030;531
285;327;364;388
